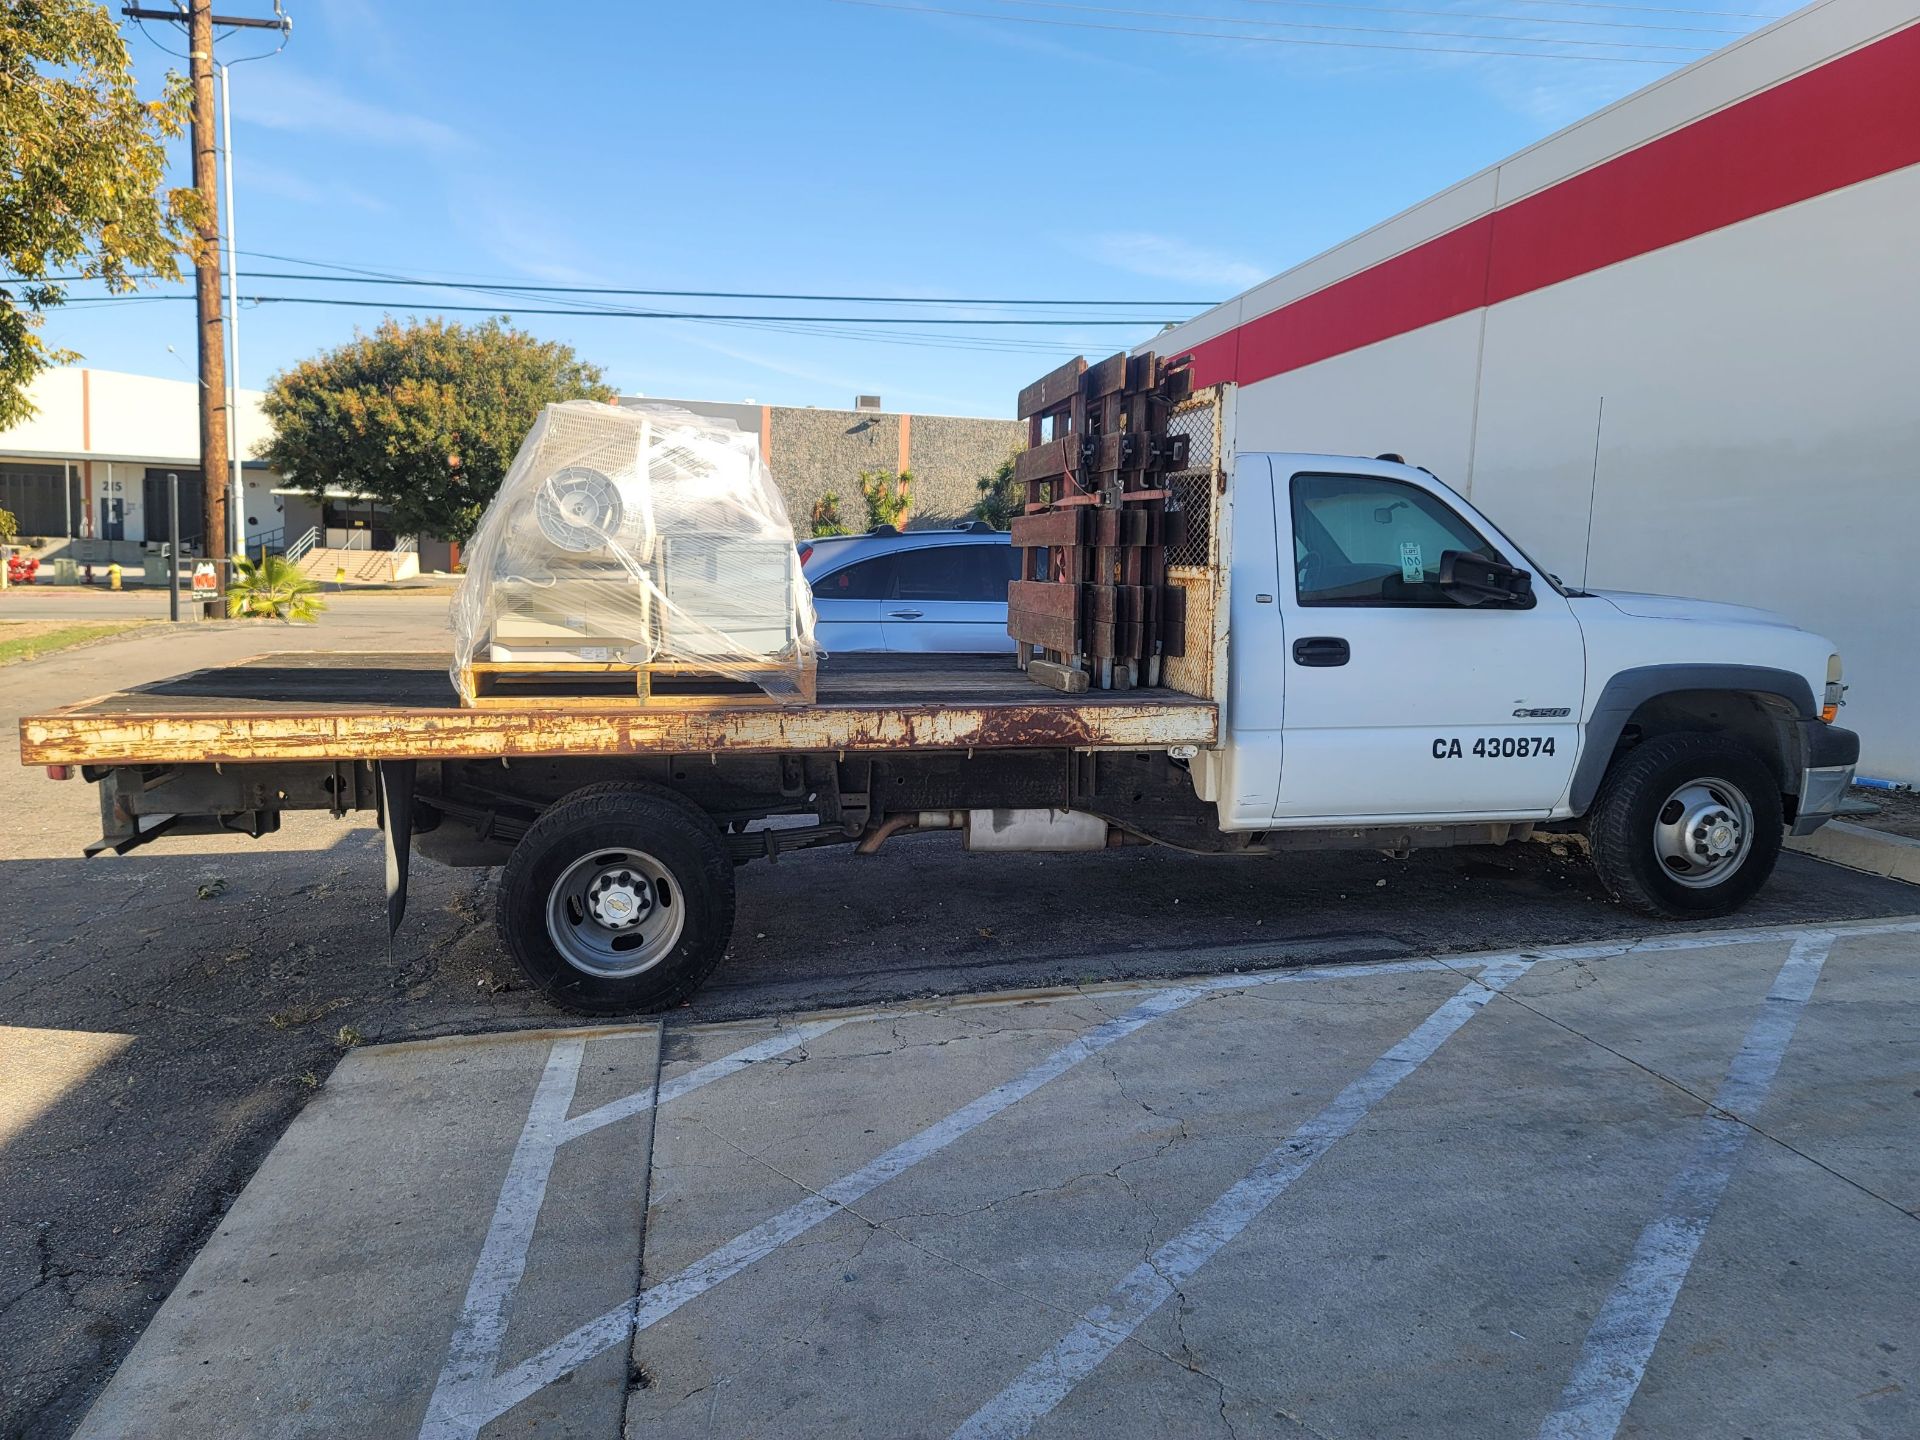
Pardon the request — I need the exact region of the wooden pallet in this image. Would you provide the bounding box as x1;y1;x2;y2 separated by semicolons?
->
1008;352;1191;691
460;655;817;710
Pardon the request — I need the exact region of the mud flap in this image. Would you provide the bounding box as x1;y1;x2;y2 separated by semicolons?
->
377;760;417;959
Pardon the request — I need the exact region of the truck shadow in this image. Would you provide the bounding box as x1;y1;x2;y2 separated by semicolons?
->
702;837;1920;1020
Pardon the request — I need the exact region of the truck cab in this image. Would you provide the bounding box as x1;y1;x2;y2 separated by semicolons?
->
1197;452;1856;915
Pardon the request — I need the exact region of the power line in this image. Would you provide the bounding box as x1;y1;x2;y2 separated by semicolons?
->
21;257;1216;308
240;255;1213;309
230;255;1148;352
977;0;1714;50
38;289;1129;356
1227;0;1746;35
22;263;1221;312
1463;0;1782;17
49;291;1182;324
243;265;1211;307
825;0;1695;61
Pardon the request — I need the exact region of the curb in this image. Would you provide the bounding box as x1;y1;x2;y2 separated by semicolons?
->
1787;820;1920;886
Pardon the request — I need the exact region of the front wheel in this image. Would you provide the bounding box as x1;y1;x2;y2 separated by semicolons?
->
496;783;735;1014
1585;733;1783;919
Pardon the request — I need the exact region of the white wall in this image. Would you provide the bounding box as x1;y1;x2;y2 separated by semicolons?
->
1230;163;1920;780
0;368;277;547
0;368;271;464
1468;164;1920;780
1227;312;1486;488
242;474;287;541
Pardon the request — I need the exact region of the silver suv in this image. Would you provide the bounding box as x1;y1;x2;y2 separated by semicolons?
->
800;523;1018;654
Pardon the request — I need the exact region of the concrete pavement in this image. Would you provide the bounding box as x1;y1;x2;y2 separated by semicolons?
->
72;918;1920;1439
7;601;1919;1438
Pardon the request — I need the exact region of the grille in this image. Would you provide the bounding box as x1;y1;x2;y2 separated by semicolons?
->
1163;391;1217;570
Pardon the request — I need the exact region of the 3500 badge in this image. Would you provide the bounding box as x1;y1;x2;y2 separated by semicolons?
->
1432;736;1556;759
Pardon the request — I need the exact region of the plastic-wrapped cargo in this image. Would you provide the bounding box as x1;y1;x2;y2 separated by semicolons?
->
449;400;818;706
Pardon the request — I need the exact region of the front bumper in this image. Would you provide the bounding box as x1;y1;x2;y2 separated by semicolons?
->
1791;722;1860;836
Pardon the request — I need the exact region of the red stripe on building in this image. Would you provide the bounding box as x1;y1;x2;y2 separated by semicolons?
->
1187;22;1920;391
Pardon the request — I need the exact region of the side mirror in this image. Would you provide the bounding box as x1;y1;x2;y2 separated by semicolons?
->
1438;550;1533;606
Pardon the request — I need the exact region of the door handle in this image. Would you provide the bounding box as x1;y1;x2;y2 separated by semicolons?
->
888;609;924;619
1292;636;1350;667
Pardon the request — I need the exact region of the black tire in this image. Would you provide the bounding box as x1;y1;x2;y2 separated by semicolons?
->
496;782;735;1014
1586;733;1783;919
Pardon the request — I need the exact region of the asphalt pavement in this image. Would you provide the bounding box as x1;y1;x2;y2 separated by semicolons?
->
3;601;1917;1438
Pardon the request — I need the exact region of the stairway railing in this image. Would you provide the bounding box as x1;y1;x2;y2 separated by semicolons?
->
284;526;321;563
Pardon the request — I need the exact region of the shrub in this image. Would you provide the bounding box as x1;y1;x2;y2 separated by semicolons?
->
858;468;912;530
973;453;1020;530
809;492;850;537
227;552;326;622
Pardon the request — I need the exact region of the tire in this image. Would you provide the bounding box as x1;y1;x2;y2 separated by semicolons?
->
496;782;735;1014
1586;733;1783;919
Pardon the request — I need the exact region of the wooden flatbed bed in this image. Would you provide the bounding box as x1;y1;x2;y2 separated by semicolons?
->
20;652;1218;766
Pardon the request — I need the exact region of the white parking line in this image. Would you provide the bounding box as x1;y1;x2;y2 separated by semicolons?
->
419;1017;852;1440
951;958;1533;1440
423;917;1920;1438
1535;931;1837;1440
450;956;1468;1432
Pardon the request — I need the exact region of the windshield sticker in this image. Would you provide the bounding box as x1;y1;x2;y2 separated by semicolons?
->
1399;541;1424;582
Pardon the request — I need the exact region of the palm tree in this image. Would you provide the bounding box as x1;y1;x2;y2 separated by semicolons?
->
227;552;327;622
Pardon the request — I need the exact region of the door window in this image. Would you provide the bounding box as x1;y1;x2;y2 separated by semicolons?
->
894;543;1016;603
815;553;896;599
893;546;969;603
1291;473;1498;606
972;543;1021;599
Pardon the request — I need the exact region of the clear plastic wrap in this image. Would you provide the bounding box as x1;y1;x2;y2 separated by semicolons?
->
449;401;818;706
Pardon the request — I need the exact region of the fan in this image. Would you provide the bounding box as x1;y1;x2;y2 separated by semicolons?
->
534;466;648;553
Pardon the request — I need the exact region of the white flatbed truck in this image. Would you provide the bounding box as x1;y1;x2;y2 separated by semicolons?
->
19;382;1857;1012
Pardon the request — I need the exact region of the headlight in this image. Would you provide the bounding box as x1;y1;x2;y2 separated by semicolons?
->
1822;653;1845;723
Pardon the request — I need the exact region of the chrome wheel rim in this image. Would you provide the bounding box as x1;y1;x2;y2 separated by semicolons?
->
544;847;685;979
1652;776;1753;889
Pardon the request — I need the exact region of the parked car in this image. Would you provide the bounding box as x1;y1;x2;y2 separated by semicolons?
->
801;523;1019;653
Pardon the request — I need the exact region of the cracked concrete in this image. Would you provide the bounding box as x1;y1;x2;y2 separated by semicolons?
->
48;926;1920;1438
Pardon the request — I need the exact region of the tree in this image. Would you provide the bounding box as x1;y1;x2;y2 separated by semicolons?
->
1;0;196;428
857;468;912;531
973;452;1021;529
259;317;614;544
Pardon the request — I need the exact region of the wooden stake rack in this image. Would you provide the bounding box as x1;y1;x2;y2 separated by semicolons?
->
1008;352;1191;692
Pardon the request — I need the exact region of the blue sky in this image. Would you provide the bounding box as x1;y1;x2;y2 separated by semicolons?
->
44;0;1791;417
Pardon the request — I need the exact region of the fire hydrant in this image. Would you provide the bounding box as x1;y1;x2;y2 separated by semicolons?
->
108;562;123;591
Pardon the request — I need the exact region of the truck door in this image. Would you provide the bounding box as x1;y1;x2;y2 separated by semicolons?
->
1271;464;1583;821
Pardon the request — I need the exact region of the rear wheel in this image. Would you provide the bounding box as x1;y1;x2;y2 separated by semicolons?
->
497;783;735;1014
1586;733;1782;919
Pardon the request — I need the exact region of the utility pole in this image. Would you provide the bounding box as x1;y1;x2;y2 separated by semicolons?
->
188;0;226;571
124;3;290;567
220;62;243;561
